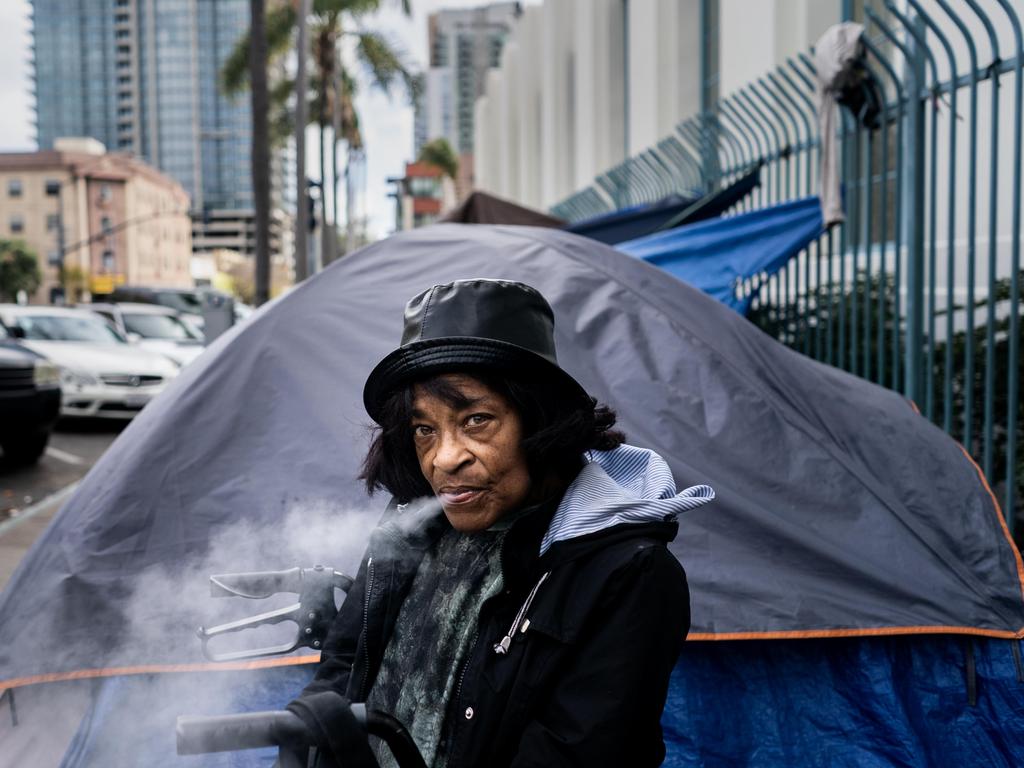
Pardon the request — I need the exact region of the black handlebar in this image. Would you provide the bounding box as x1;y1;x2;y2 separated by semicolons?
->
177;710;317;754
176;706;428;768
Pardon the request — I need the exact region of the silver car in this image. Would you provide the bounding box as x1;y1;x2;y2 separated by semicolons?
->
88;302;205;367
0;305;180;419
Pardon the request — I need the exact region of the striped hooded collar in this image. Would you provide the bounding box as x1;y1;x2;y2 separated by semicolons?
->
539;444;715;556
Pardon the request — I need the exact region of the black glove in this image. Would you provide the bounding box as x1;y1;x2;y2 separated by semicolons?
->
287;691;379;768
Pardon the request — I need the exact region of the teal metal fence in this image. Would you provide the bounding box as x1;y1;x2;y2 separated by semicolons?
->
552;1;1023;537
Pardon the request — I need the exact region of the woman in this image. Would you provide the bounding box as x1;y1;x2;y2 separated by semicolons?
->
296;278;714;768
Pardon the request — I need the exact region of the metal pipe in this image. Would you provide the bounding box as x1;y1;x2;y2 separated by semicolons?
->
711;112;747;174
737;87;784;202
887;3;940;420
931;0;979;448
994;0;1022;530
770;69;815;197
750;79;794;200
671;125;710;191
675;122;714;189
762;74;806;199
656;138;696;195
786;56;821;197
851;119;863;375
867;8;925;404
713;104;756;172
963;0;1002;480
733;92;778;204
698;113;738;178
719;100;765;206
863;39;902;387
907;0;961;432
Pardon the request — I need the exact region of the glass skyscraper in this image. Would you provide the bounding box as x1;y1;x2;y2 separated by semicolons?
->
31;0;255;212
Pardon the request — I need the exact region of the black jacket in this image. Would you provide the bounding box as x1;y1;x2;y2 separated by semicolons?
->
302;497;690;768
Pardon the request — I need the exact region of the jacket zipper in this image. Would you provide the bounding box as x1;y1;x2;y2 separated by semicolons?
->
448;533;509;762
493;570;550;655
357;557;374;700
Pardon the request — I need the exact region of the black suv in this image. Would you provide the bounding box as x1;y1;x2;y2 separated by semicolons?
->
0;322;62;464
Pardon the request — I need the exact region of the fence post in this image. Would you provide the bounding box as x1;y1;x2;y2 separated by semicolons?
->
903;16;927;405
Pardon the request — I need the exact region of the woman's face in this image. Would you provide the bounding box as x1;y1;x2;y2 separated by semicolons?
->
410;373;532;532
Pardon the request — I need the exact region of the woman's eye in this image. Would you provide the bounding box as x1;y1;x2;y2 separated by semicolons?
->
412;425;433;437
466;414;491;427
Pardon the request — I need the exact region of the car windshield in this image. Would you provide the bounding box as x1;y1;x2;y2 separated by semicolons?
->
15;314;127;343
124;312;198;340
157;291;203;314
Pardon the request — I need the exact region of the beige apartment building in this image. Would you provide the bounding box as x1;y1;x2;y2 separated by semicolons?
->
0;137;192;303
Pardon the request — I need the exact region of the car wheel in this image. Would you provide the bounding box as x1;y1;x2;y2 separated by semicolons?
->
1;429;52;466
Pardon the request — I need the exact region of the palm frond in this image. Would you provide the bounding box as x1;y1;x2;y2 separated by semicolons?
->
314;0;382;15
220;4;297;95
338;65;363;149
354;31;419;101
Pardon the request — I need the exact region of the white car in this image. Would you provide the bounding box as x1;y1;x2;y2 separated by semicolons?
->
0;305;180;419
87;302;205;367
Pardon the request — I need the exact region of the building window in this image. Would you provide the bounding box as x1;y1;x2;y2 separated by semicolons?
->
101;216;112;234
10;215;24;233
99;184;112;203
45;179;61;196
102;250;116;272
47;250;61;266
408;176;441;198
46;213;59;231
8;179;22;197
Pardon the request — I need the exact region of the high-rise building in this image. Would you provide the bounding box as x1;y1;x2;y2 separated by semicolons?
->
30;0;290;261
413;2;521;199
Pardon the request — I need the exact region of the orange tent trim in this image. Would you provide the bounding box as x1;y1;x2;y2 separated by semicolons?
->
687;624;1024;642
0;654;320;693
955;444;1024;605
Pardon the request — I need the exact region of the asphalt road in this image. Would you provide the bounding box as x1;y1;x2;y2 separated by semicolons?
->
0;419;126;589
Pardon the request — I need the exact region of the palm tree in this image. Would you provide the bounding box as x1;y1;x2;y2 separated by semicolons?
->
222;0;418;271
417;137;459;180
249;0;271;305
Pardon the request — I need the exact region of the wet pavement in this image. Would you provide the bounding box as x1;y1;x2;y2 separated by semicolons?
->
0;419;125;589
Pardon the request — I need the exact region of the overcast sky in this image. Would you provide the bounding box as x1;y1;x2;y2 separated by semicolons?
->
0;0;526;240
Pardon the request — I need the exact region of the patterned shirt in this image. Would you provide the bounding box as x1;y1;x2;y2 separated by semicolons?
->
366;524;508;768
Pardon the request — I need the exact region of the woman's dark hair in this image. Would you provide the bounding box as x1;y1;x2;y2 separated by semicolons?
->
359;368;625;502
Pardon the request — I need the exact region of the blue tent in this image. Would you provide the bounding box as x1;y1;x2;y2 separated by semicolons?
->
618;196;824;313
565;194;700;244
1;224;1021;766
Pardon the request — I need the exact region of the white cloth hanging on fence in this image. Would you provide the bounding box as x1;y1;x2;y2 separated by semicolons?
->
814;22;865;227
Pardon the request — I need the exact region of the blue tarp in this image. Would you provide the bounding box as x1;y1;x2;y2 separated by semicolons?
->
565;194;699;244
617;196;825;313
663;636;1024;768
54;637;1024;767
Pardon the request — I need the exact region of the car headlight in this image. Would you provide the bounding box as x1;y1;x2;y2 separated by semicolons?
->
59;368;99;388
33;360;61;388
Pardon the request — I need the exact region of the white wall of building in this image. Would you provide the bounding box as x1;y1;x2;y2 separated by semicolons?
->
515;6;543;207
627;0;702;155
571;0;625;190
474;0;841;211
539;0;575;207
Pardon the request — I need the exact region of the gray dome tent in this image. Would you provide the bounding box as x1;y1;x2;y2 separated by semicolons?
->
1;224;1021;766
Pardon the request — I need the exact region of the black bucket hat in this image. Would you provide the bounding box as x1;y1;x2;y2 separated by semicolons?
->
363;278;591;423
